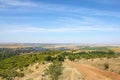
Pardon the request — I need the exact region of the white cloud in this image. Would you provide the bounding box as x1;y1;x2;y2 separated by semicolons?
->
1;26;120;33
89;0;119;5
57;16;104;26
0;0;37;7
0;0;120;18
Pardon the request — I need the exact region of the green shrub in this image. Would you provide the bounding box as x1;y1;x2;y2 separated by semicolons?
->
45;61;63;80
56;55;65;62
68;55;76;61
17;73;24;77
44;55;53;61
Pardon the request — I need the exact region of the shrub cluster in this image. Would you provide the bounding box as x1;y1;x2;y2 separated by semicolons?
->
45;61;63;80
61;50;118;61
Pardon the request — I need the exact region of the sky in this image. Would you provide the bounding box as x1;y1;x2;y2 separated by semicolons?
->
0;0;120;44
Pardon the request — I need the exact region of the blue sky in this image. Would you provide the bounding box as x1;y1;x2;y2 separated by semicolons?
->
0;0;120;43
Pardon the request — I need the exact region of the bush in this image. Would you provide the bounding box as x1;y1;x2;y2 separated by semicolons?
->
36;66;39;69
17;73;24;77
44;55;53;61
45;61;63;80
68;55;76;61
103;63;109;70
56;55;65;62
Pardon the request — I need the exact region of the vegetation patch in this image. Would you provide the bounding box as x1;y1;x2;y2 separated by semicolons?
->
103;63;109;70
0;50;61;80
61;50;119;61
45;61;63;80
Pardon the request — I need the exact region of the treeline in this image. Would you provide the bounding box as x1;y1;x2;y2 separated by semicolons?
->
80;47;109;51
0;48;20;61
0;47;51;61
62;50;118;61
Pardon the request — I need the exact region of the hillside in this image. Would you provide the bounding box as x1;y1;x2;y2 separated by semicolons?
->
0;46;120;80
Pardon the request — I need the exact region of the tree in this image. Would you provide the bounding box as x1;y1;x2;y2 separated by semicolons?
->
68;55;75;61
45;61;63;80
56;55;65;62
44;55;53;61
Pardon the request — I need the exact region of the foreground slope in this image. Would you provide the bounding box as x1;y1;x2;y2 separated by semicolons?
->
64;60;120;80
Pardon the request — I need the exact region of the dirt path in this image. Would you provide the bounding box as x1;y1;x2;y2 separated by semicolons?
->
70;69;74;80
65;60;120;80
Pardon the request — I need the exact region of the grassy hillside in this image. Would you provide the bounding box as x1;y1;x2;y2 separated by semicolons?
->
0;50;61;80
0;47;120;80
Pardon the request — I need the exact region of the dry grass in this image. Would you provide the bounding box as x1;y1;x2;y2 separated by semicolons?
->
0;77;3;80
110;48;120;52
17;62;50;80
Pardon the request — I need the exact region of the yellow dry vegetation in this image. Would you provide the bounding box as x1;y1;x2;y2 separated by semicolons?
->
111;48;120;52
